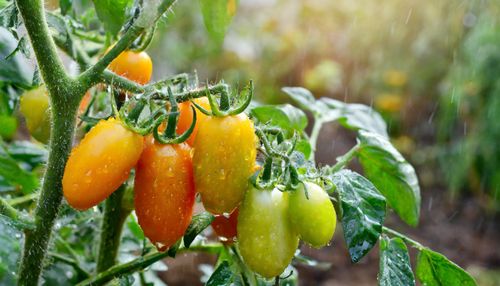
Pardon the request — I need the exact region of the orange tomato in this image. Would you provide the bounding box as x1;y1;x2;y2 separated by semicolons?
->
63;118;144;210
176;97;211;146
134;137;195;250
108;50;153;85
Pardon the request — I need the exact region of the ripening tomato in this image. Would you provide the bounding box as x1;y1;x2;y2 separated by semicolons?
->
108;50;153;85
238;187;299;278
134;137;195;250
193;113;257;214
62;118;143;210
79;91;91;113
288;182;336;248
176;97;211;146
19;86;51;144
211;208;238;242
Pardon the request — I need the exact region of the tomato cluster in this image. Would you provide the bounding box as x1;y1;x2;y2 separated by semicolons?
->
61;49;337;279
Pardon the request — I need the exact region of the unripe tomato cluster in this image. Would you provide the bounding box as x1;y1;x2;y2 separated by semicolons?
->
61;49;337;280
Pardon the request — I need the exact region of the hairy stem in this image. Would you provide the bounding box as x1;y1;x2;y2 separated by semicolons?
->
96;185;131;273
18;106;78;286
15;0;70;98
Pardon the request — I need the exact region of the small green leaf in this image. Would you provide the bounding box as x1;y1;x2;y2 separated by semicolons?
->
416;248;477;286
200;0;238;44
0;3;20;29
7;141;48;169
0;217;21;285
183;212;214;248
357;130;421;226
92;0;133;37
331;170;386;263
0;155;38;194
206;261;233;286
378;236;415;286
295;139;312;160
251;104;307;135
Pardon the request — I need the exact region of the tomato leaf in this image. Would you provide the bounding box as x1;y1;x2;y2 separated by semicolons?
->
0;217;21;285
416;248;477;286
92;0;133;37
251;104;308;135
331;170;386;263
200;0;238;44
357;130;421;226
321;98;388;138
0;27;33;87
282;87;341;122
183;212;214;248
282;87;388;137
7;141;48;169
0;154;38;194
206;261;233;286
378;236;415;286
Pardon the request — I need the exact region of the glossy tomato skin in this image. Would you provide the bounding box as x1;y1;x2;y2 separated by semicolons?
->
193;113;257;214
237;187;299;278
212;208;238;242
19;86;51;144
177;97;210;146
62;118;143;210
289;182;336;248
108;50;153;85
134;138;195;250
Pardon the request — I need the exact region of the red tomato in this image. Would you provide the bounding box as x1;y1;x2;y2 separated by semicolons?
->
134;137;195;250
211;208;238;243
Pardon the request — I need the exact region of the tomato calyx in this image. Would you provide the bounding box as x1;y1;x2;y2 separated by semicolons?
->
193;80;253;117
152;87;197;144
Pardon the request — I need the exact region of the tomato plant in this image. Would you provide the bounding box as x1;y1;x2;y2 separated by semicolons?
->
0;1;479;286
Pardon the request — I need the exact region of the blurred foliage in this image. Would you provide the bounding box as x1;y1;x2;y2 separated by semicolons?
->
438;1;500;210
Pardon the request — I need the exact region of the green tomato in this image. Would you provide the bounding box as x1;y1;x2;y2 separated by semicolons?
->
0;115;17;139
19;86;51;144
237;187;299;278
288;182;336;248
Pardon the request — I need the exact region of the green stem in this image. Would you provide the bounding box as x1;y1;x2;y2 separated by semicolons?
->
49;252;91;279
77;243;222;286
0;197;22;220
15;0;83;284
7;193;39;206
329;143;360;173
17;107;78;286
309;117;323;153
382;226;424;250
96;185;131;273
15;0;70;98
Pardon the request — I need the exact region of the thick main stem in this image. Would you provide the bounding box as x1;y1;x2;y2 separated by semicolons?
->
18;108;78;286
96;185;131;272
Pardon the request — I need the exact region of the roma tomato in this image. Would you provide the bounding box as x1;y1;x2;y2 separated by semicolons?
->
176;97;210;146
288;182;336;248
63;118;143;210
19;86;51;144
193;113;257;214
237;187;299;278
108;50;153;85
211;208;238;243
134;138;195;250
